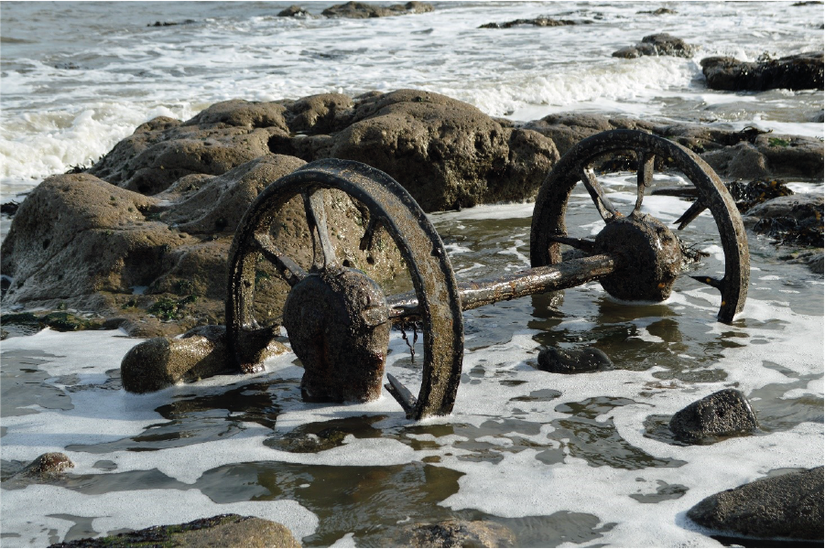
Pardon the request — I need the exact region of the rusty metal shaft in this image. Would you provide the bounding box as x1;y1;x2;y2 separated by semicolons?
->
387;254;616;319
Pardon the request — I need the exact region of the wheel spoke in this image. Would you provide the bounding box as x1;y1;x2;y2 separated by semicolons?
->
253;232;307;286
581;167;619;222
546;234;598;254
303;189;338;270
359;215;380;251
634;149;655;214
692;275;724;290
674;200;708;230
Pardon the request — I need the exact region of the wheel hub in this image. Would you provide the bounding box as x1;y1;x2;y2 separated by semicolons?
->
283;267;390;403
595;213;684;302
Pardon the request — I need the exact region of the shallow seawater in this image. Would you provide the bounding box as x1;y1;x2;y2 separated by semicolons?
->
1;181;822;547
1;2;823;544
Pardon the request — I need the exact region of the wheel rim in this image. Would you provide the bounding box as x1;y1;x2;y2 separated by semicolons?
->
226;159;464;419
531;129;749;323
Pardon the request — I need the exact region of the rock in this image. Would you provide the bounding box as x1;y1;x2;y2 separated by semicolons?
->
277;5;309;17
637;7;676;15
321;1;433;18
120;325;286;393
0;151;402;337
612;33;696;59
479;17;579;29
686;467;823;543
398;519;515;547
1;200;19;216
13;452;74;481
744;194;824;247
523;113;656;156
49;514;301;548
780;248;824;274
700;142;771;180
727;178;795;212
537;346;614;374
669;389;759;443
701;52;824;91
322;89;559;211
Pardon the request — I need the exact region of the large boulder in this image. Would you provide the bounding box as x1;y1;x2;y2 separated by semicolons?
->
701;52;824;91
687;467;823;543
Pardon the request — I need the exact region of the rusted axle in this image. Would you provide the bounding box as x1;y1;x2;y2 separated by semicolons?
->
386;254;616;319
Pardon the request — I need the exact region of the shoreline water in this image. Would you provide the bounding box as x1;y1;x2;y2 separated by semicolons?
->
1;2;822;547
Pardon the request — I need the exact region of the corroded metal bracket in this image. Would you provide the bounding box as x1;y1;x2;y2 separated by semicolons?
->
226;130;750;420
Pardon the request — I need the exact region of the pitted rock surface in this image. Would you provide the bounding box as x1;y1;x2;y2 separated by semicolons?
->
669;389;759;443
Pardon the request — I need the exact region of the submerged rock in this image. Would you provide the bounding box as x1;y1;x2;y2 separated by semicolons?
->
50;514;301;548
537;346;614;374
13;452;74;481
120;325;286;393
612;33;696;58
744;194;824;248
687;467;824;543
398;519;515;547
669;389;759;443
701;52;824;91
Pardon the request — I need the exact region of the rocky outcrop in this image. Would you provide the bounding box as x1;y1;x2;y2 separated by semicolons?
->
687;467;823;543
321;1;433;18
612;33;696;59
701;52;824;91
2;91;821;334
669;389;759;444
523;112;823;180
50;514;301;548
479;17;580;29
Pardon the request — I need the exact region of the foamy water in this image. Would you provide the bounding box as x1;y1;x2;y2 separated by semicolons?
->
1;2;823;547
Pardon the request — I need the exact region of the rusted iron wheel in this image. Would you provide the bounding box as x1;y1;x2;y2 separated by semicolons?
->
531;129;749;323
226;159;464;420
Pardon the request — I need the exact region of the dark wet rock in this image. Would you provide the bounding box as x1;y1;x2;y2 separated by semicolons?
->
479;17;579;29
728;178;795;212
398;519;515;547
321;1;433;18
780;248;824;274
120;325;286;393
278;5;309;17
537;346;614;374
744;194;824;248
49;514;301;548
638;7;677;15
1;200;19;216
669;389;759;444
148;20;196;27
687;467;824;543
612;33;696;59
701;52;824;91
